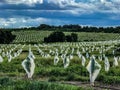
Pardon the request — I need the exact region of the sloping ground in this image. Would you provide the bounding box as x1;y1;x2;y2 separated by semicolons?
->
12;31;120;43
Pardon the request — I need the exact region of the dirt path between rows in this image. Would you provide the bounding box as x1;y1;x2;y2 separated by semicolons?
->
63;81;120;90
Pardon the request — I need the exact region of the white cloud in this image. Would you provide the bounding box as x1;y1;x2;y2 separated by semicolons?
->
0;17;47;28
5;0;43;6
2;0;120;14
47;0;120;14
100;0;106;3
48;0;79;8
0;17;69;28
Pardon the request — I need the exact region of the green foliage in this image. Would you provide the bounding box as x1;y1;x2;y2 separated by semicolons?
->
48;76;59;81
0;79;92;90
44;31;66;43
44;31;78;43
97;74;120;84
49;68;67;76
38;24;52;30
71;33;78;42
66;35;72;42
0;77;11;86
66;33;78;42
0;29;16;44
8;24;120;33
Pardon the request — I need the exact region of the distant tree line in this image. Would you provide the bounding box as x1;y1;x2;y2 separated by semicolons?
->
0;29;16;44
3;24;120;33
37;24;120;33
44;31;78;43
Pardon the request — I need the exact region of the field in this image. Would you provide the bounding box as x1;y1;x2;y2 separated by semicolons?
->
1;31;120;90
12;31;120;43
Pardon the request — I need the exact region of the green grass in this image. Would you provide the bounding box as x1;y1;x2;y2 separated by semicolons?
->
0;77;92;90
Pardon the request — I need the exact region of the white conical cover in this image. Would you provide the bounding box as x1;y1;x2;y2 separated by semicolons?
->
112;50;115;55
104;57;110;72
98;56;102;61
61;54;66;60
86;55;101;84
82;48;85;53
8;54;12;62
28;51;35;59
86;52;89;59
0;49;2;53
14;53;17;58
21;56;35;78
2;52;5;57
113;56;118;66
63;56;70;68
118;56;120;61
0;55;3;63
54;55;59;65
82;56;86;66
69;54;73;60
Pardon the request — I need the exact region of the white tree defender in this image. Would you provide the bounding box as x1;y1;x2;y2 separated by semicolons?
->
54;55;59;65
112;50;115;55
2;52;5;57
86;52;89;59
104;57;110;72
0;49;2;53
61;54;66;61
21;46;36;79
28;49;35;60
118;56;120;61
13;52;17;58
0;55;3;63
98;55;102;61
78;51;82;59
71;48;74;54
113;56;118;67
69;54;73;60
86;55;101;86
81;55;86;66
8;54;12;62
63;56;70;68
21;56;35;79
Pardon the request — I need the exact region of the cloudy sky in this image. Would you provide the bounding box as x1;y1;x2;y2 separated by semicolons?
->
0;0;120;28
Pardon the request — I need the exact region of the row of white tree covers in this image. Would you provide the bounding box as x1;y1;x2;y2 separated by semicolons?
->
0;40;120;85
0;44;35;79
12;31;50;43
0;44;25;62
12;31;120;43
32;40;120;85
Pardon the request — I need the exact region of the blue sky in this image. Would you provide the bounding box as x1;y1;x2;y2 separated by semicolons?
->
0;0;120;28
